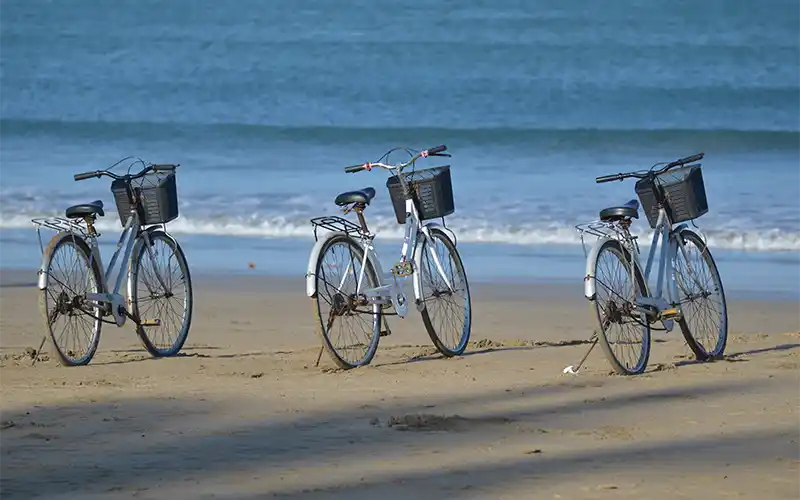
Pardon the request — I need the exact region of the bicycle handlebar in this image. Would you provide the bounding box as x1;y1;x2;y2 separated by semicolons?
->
73;170;103;181
74;163;178;182
344;163;365;173
594;152;704;184
344;145;448;174
665;153;703;169
595;173;624;184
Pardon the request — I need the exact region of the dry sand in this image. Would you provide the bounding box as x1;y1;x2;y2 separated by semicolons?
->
1;270;798;499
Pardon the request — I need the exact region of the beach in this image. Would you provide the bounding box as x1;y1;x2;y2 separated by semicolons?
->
2;0;799;497
1;270;798;499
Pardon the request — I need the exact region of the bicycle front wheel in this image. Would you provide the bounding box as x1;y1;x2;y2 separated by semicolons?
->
416;227;471;357
39;232;103;366
313;234;381;369
129;230;193;357
672;229;728;360
590;239;651;375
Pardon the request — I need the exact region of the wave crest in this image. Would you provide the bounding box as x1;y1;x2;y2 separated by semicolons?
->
3;212;798;253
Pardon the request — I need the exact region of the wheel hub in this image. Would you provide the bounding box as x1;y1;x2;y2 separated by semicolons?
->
606;301;623;324
331;293;348;315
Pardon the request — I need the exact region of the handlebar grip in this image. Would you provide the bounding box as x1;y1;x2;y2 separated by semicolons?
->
152;163;178;172
74;171;100;181
344;164;366;173
668;152;704;168
596;173;623;184
426;145;447;155
679;152;704;164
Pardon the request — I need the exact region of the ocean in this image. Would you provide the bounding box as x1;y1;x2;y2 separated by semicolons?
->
1;0;798;298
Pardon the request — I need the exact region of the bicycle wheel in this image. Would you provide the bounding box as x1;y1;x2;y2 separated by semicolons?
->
416;227;471;357
129;230;193;357
590;239;651;375
672;229;728;360
38;232;103;366
313;234;381;369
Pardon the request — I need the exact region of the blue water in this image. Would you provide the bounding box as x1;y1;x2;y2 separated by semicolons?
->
1;0;799;296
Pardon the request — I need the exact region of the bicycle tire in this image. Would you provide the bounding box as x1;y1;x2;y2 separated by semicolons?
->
313;234;381;369
417;227;472;357
129;230;193;357
672;229;728;360
590;239;651;375
38;231;104;366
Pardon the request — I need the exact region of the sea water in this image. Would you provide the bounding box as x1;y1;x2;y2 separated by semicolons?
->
1;0;798;298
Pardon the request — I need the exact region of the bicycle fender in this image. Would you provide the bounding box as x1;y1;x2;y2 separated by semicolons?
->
306;231;385;298
37;231;84;290
584;236;648;301
305;231;348;298
584;236;614;301
422;221;443;230
669;223;689;239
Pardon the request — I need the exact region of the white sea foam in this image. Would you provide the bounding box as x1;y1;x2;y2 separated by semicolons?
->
3;212;798;253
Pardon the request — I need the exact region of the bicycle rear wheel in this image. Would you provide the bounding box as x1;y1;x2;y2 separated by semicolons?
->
39;232;103;366
313;234;381;369
590;239;651;375
129;230;193;357
672;229;728;360
416;227;471;357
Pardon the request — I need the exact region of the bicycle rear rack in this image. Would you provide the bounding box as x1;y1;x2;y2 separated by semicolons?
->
310;215;370;242
31;217;89;254
574;220;638;258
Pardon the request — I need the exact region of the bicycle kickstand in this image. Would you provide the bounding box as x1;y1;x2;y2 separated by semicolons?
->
563;331;599;375
31;335;48;366
314;345;325;367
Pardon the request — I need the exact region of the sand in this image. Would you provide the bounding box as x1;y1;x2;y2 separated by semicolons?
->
1;269;798;499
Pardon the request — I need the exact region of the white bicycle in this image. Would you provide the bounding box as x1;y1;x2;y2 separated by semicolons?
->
305;144;472;369
576;152;728;375
32;158;193;366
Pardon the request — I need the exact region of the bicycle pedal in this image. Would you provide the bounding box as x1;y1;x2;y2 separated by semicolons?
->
392;262;414;277
660;308;681;320
379;329;392;337
140;319;162;327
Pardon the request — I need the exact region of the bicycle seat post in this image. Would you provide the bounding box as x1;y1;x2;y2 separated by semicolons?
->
352;203;369;235
83;215;99;237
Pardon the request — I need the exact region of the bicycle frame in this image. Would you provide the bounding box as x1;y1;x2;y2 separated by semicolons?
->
305;193;455;319
582;206;695;330
36;208;171;328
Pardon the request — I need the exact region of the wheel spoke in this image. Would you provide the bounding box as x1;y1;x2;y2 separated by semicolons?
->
419;231;470;357
132;234;192;357
673;232;727;358
315;238;380;369
41;236;101;366
593;241;649;375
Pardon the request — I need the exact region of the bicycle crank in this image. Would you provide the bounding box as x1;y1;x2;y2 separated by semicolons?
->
391;289;409;317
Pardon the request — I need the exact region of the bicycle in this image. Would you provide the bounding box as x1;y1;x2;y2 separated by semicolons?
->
575;152;728;375
305;144;472;369
31;158;193;366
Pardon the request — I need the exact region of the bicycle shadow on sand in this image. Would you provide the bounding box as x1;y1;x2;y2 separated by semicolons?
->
673;342;800;368
375;336;670;368
0;376;789;499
